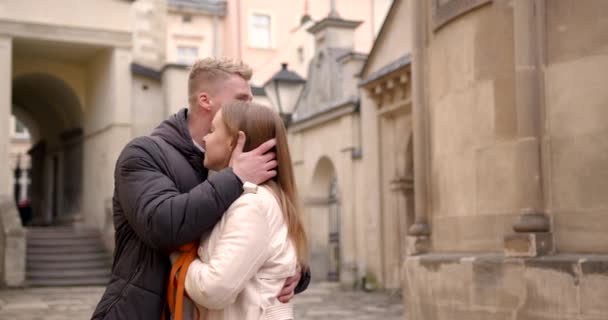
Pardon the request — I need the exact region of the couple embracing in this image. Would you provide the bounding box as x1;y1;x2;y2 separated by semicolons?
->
91;57;310;320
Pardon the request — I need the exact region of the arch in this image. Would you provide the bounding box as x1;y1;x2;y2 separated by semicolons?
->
12;73;83;145
309;156;338;199
10;73;84;226
307;156;341;282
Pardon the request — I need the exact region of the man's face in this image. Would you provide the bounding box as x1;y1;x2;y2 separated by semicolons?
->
202;111;233;171
209;74;253;117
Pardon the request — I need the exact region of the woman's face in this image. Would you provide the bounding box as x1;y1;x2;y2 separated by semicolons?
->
203;111;234;171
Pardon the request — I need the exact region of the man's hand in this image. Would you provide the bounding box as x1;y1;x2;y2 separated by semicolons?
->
277;264;302;303
230;131;277;185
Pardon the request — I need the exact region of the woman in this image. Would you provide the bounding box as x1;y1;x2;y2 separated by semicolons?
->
168;101;308;320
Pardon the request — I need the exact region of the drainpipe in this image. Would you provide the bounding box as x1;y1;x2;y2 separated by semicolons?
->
236;0;242;60
407;0;430;253
212;14;219;57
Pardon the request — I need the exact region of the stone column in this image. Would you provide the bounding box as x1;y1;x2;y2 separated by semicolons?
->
504;0;552;257
82;47;132;231
0;36;11;197
407;0;430;254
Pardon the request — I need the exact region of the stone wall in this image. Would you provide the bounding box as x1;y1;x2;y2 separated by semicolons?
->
427;0;518;253
544;0;608;253
0;196;26;287
403;254;608;320
403;0;608;319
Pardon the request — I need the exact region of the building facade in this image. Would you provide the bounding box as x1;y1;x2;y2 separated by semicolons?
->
287;1;608;319
0;0;387;286
401;0;608;319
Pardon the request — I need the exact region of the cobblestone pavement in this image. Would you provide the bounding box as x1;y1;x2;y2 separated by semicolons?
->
294;282;404;320
0;282;404;319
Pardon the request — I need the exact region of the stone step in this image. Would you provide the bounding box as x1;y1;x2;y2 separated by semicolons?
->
25;226;111;287
27;260;112;271
27;237;102;247
27;268;111;279
26;276;110;287
27;231;101;241
27;252;111;263
27;245;107;255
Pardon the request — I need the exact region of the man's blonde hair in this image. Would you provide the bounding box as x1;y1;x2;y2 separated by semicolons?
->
188;57;253;107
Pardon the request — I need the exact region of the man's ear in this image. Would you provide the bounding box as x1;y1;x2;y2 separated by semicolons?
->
198;92;212;111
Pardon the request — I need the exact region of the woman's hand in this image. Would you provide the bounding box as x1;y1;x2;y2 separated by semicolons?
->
277;264;302;303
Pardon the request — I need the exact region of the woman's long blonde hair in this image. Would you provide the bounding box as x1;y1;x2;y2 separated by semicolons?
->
222;101;308;266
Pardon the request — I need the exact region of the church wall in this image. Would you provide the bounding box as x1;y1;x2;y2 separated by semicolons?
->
543;0;608;253
403;1;608;319
427;0;518;253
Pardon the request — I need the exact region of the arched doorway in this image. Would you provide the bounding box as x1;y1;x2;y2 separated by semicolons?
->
11;73;84;226
308;156;341;282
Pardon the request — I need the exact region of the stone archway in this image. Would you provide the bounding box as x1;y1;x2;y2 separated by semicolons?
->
12;73;84;226
307;156;341;282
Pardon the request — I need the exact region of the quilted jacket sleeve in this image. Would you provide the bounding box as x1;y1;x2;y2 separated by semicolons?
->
115;137;243;253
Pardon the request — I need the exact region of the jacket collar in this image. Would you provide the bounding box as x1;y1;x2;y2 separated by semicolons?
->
151;108;205;174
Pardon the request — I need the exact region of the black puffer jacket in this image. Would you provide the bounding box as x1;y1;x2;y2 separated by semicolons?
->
93;109;245;319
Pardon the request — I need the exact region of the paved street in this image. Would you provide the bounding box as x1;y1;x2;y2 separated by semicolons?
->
294;282;404;320
0;282;404;319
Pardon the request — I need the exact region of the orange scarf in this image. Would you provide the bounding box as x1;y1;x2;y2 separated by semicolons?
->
164;241;202;320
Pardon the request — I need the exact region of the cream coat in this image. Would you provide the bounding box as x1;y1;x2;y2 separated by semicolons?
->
183;183;297;320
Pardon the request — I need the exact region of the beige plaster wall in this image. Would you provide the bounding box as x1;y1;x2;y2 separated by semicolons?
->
359;92;384;284
427;1;518;252
12;58;87;114
0;0;131;32
132;76;164;137
162;66;190;116
82;48;132;229
543;0;608;253
166;11;216;64
0;36;11;196
289;110;362;285
133;0;167;67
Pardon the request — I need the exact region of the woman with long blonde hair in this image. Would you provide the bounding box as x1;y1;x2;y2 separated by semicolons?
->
167;101;308;320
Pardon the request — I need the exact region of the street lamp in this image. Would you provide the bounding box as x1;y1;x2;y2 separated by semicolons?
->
263;63;306;127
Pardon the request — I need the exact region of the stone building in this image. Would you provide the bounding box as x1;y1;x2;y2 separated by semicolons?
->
288;0;608;319
400;0;608;319
288;9;367;286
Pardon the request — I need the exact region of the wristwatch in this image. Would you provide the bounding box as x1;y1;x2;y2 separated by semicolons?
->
243;181;259;194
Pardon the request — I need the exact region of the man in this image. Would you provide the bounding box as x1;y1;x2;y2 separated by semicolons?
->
92;58;310;319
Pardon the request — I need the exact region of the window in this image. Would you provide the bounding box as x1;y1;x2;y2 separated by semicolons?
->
250;13;271;49
11;116;29;140
176;46;199;65
15;120;26;134
182;15;192;23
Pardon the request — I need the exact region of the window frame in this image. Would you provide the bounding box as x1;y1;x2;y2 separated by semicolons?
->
176;45;200;65
248;10;275;50
11;116;30;140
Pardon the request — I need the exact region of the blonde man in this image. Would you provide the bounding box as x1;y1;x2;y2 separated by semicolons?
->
92;58;310;320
